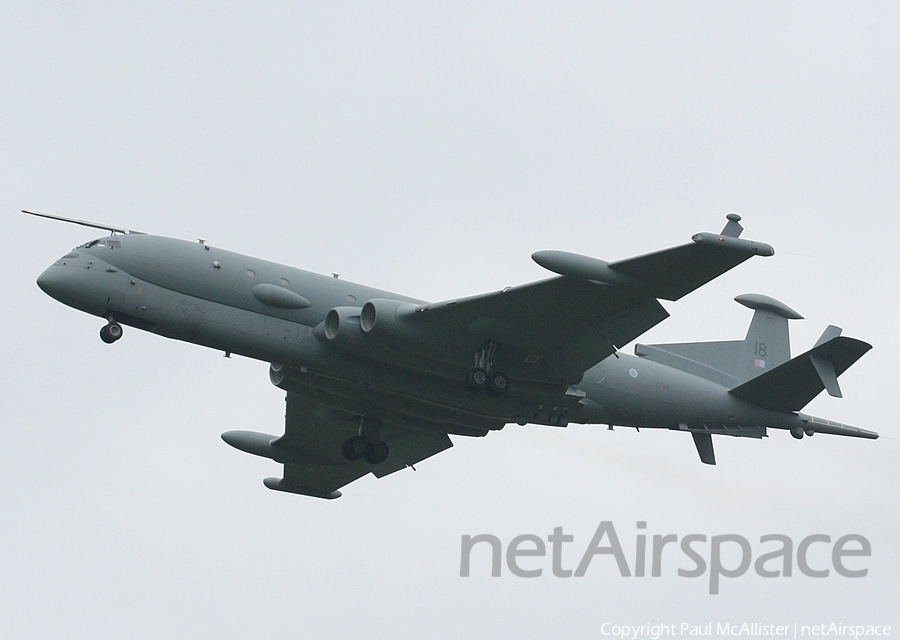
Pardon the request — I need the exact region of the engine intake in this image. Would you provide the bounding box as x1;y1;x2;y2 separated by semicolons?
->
360;298;418;337
313;306;364;350
314;299;435;365
323;306;361;341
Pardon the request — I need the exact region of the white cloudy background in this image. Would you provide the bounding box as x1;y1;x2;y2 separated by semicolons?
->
1;3;898;639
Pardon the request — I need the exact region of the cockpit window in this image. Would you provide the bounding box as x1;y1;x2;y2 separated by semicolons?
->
77;238;122;249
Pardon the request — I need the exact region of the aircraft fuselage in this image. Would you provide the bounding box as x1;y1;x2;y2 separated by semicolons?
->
37;233;824;445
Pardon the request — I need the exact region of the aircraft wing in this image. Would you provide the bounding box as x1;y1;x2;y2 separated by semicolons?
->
412;277;669;383
224;393;453;499
406;226;773;383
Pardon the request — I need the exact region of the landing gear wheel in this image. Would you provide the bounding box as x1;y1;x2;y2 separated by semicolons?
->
486;371;510;396
341;435;367;461
364;441;390;465
100;322;123;344
466;368;488;393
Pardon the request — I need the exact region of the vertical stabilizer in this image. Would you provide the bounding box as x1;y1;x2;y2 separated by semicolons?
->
635;293;803;386
732;294;803;383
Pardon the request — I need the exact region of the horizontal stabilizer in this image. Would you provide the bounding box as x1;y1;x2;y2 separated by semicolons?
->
729;334;871;412
635;341;742;387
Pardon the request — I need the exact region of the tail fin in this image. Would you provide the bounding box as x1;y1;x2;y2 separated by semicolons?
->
729;327;871;412
634;293;803;386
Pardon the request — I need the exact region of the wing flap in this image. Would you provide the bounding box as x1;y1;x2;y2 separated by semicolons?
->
546;297;669;381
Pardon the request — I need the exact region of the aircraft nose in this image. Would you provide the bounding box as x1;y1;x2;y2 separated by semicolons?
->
36;256;116;317
36;265;65;300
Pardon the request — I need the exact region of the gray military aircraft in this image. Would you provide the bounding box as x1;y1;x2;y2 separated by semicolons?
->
28;210;876;499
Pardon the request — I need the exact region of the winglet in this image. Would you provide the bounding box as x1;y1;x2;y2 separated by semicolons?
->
721;213;744;238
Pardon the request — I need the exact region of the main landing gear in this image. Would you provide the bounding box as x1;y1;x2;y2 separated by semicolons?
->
100;321;123;344
466;340;509;396
342;417;390;465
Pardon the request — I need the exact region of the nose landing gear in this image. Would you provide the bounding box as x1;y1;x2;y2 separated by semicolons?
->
100;321;123;344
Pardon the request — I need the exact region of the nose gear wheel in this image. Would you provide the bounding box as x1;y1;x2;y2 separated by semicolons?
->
100;322;123;344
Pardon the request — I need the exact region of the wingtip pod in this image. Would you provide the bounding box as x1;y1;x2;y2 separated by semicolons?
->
690;232;775;257
263;477;342;499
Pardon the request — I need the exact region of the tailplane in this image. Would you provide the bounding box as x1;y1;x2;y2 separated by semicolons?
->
729;327;871;412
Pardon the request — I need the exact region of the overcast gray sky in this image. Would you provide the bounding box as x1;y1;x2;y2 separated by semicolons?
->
2;3;898;639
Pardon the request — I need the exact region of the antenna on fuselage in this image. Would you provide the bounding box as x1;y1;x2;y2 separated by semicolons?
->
21;210;144;235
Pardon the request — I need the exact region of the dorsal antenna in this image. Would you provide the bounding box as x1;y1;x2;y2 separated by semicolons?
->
21;209;144;235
